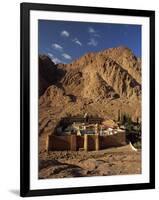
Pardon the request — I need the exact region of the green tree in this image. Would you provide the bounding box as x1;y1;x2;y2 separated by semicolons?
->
120;112;141;149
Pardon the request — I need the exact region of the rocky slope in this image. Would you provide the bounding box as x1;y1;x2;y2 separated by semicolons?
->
39;55;66;96
38;46;141;153
39;145;141;178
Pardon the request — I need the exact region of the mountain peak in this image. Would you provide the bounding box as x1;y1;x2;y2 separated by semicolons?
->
38;46;141;151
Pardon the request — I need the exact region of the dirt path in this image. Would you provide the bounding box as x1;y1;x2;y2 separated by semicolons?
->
39;145;141;179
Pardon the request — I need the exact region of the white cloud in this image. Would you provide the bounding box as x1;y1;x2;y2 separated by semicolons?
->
87;38;98;46
72;38;82;46
88;27;100;37
52;43;63;51
47;52;62;64
62;53;72;60
47;53;53;57
52;57;62;64
88;27;96;33
93;33;100;37
61;30;70;37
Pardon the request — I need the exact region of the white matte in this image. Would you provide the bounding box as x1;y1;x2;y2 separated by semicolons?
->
30;10;150;190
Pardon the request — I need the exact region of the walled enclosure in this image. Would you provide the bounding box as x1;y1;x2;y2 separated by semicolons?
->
46;132;126;151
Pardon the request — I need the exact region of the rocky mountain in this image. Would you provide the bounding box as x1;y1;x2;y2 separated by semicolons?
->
39;55;66;96
38;46;141;153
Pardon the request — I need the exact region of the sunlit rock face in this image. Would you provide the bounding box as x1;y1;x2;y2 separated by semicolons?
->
38;46;141;153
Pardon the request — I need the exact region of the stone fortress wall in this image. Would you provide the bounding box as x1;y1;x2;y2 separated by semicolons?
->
46;131;126;151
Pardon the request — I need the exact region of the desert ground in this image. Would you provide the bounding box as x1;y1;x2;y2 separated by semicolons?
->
39;144;141;179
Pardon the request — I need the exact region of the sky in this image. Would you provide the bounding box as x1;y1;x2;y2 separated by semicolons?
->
38;20;141;64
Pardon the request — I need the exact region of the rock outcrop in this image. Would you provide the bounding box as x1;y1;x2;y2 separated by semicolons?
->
38;47;141;153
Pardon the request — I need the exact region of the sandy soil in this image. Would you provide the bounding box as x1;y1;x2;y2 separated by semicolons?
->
39;145;141;179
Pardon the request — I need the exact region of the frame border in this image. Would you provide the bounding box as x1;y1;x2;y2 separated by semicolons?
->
20;2;155;197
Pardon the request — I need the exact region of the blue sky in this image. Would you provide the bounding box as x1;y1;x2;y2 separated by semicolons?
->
38;20;141;64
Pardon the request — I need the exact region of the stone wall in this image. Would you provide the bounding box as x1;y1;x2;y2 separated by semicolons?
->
47;135;74;151
76;136;84;150
99;132;126;149
47;131;126;151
